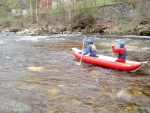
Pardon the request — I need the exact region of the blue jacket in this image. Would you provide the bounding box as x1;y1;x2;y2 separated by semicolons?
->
83;44;97;56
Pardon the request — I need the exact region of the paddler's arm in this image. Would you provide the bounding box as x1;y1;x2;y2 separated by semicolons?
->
83;45;91;55
112;45;120;53
112;45;116;53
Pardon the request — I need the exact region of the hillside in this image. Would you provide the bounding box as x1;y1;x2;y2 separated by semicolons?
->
2;0;122;9
0;0;149;36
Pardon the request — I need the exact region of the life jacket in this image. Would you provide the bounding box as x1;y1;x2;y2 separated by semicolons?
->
118;47;127;59
90;44;96;52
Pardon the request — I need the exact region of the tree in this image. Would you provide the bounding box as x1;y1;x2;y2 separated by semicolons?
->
67;1;71;23
35;0;38;22
93;0;96;7
29;0;33;20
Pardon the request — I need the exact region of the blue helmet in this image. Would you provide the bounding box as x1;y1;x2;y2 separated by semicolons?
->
86;39;92;43
120;41;126;47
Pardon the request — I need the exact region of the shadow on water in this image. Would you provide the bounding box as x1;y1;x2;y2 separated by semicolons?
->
0;34;149;113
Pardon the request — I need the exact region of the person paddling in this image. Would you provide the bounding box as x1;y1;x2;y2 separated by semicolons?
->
112;41;127;63
83;39;97;57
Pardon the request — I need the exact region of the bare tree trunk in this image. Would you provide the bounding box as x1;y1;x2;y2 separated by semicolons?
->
67;2;71;24
47;0;48;10
60;0;66;24
93;0;96;7
141;0;148;20
72;0;75;10
35;0;38;22
30;0;33;22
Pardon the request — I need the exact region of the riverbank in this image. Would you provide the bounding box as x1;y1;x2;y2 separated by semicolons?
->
0;17;149;36
0;2;150;36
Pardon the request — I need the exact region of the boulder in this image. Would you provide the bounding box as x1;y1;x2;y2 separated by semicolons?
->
9;27;21;33
133;22;150;36
139;25;150;36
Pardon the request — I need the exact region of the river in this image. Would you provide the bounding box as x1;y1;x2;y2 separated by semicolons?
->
0;33;149;113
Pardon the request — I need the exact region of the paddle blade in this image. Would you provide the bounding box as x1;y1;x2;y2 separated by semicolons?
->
76;60;82;65
79;60;82;65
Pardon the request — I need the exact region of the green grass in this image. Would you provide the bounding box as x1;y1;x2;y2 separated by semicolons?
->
67;0;115;10
4;0;126;9
0;0;126;24
4;0;124;13
46;0;117;14
0;13;19;24
85;0;115;7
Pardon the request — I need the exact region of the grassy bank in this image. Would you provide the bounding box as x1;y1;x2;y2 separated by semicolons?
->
0;0;121;26
0;0;149;36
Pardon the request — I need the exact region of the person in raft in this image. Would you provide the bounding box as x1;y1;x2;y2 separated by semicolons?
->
83;39;97;57
112;41;127;63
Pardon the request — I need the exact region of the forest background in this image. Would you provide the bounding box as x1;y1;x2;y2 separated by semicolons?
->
0;0;150;36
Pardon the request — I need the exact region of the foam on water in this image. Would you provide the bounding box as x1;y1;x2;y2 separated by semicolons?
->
0;40;4;44
15;34;81;42
16;36;50;42
122;35;150;39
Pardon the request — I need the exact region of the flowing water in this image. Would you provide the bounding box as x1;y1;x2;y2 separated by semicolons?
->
0;33;149;113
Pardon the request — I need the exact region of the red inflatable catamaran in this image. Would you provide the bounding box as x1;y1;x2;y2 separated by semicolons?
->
72;48;148;72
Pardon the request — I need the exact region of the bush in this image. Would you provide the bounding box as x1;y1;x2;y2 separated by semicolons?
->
71;10;96;30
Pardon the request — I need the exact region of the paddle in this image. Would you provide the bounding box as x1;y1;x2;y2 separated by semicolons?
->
112;41;117;57
77;39;85;65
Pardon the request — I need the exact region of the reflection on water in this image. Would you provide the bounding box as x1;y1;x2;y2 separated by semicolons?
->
0;34;149;113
